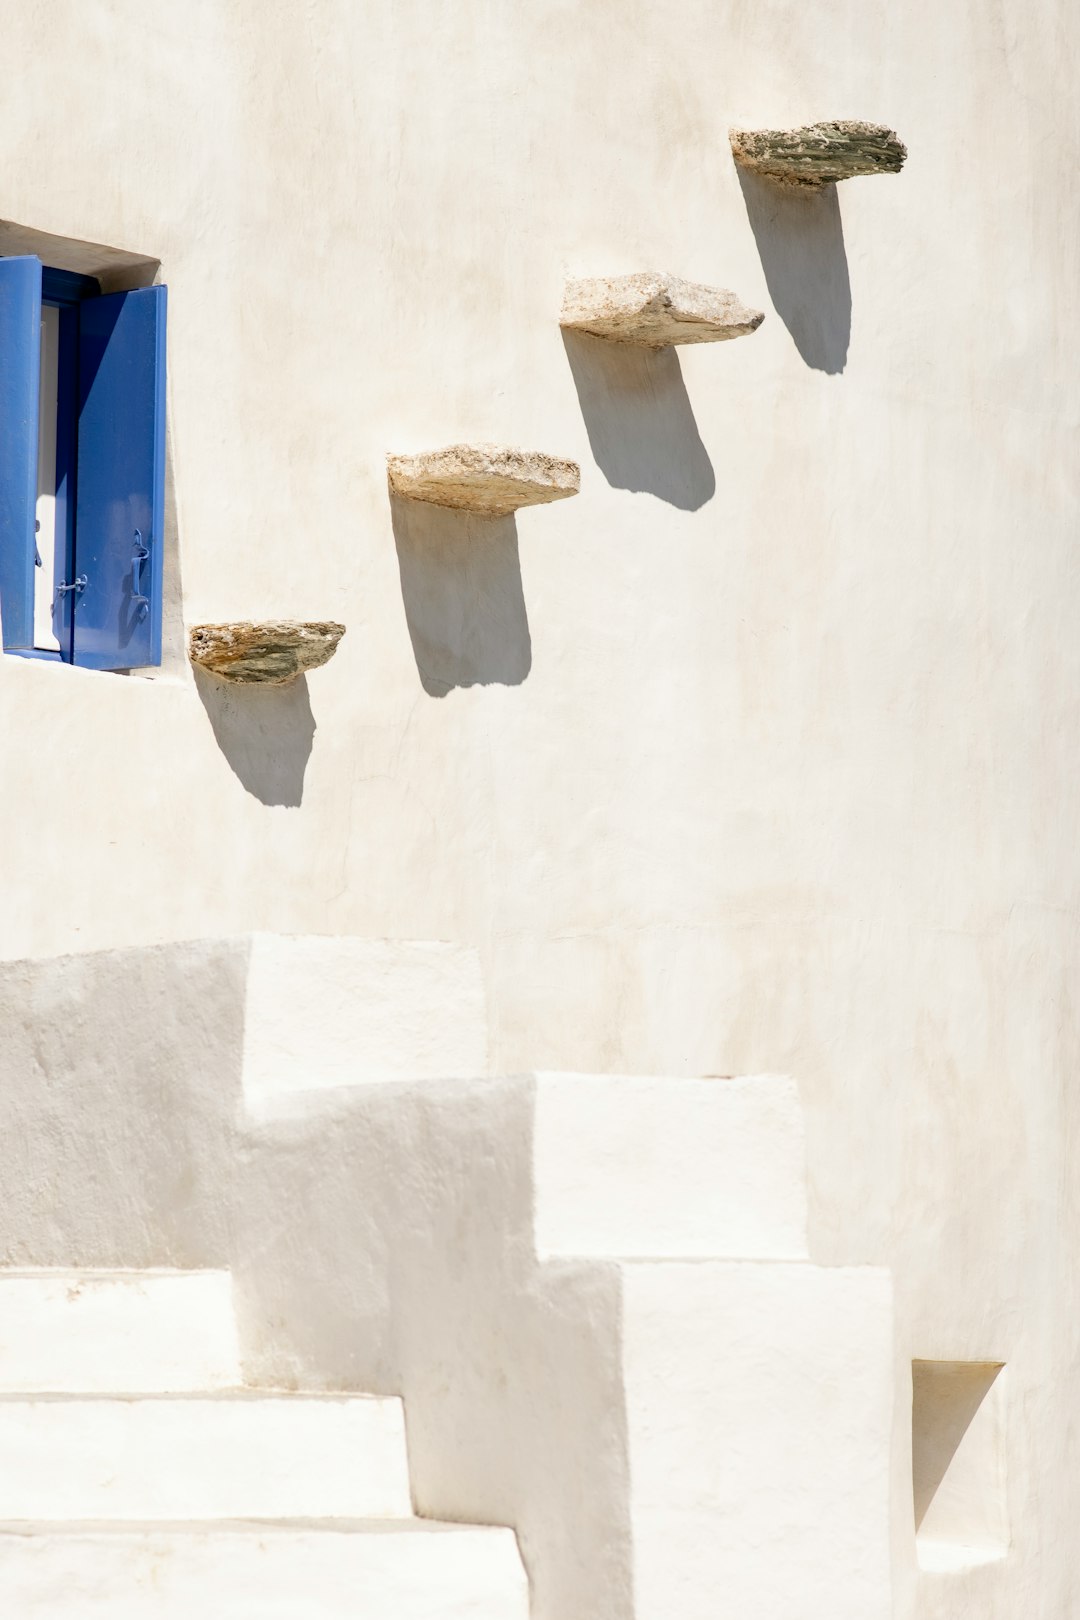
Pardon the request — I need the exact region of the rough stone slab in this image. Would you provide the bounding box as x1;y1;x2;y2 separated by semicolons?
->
560;272;764;347
387;445;580;517
730;120;907;187
188;621;345;685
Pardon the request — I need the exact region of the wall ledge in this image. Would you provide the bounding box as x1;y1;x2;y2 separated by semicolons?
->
388;446;580;517
730;120;907;186
188;621;345;685
560;272;763;347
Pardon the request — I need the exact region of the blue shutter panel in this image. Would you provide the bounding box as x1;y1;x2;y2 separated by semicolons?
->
73;286;167;670
0;256;42;650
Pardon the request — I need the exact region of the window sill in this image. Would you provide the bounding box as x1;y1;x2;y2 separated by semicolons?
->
917;1540;1009;1574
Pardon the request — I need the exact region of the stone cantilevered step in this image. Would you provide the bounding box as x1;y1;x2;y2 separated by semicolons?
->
560;272;764;347
188;620;345;684
388;445;580;517
0;1393;411;1520
0;1520;529;1620
0;1272;240;1394
730;120;907;187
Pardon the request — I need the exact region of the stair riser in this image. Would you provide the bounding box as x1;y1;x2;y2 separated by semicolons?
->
0;1275;240;1393
621;1263;894;1620
0;1400;412;1520
0;1527;528;1619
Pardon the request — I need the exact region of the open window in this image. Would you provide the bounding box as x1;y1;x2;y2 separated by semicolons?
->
0;255;166;670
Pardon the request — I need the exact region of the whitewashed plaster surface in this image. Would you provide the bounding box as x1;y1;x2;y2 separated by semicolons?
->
0;937;1070;1616
0;3;1075;1618
0;939;895;1620
0;1263;531;1619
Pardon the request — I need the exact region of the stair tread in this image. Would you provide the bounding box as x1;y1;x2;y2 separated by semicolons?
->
0;1390;392;1402
0;1518;512;1536
0;1269;230;1278
0;1516;529;1617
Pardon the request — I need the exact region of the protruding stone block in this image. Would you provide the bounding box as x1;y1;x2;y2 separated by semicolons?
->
188;621;345;684
560;272;764;347
387;445;580;517
730;120;907;187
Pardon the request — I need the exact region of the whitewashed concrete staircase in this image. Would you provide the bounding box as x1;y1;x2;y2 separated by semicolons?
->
529;1075;896;1620
0;939;899;1620
240;1069;899;1620
0;1269;528;1618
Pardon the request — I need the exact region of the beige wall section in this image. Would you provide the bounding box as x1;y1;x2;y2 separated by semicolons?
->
0;4;1076;1618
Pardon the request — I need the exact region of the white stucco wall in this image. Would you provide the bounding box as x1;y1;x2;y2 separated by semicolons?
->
0;4;1076;1618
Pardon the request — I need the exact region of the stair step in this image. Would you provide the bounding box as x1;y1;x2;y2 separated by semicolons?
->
619;1260;893;1620
0;1519;529;1618
0;1395;411;1521
0;1272;240;1393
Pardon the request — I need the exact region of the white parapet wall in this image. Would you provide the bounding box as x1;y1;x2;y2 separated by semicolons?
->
0;935;487;1266
241;933;489;1101
0;940;251;1270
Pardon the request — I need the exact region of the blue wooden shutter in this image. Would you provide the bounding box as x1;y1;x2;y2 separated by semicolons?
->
0;256;42;650
73;286;167;669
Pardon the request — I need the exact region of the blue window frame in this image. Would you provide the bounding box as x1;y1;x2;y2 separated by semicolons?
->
0;256;167;670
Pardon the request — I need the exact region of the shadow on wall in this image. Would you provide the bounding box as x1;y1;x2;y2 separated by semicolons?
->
232;1079;635;1620
194;668;315;807
737;170;851;374
562;331;715;510
158;430;187;673
391;494;532;697
911;1359;1005;1533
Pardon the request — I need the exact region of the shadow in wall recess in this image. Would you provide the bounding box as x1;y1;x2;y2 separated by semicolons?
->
561;331;716;510
194;668;315;807
391;493;532;697
911;1359;1008;1568
736;169;852;375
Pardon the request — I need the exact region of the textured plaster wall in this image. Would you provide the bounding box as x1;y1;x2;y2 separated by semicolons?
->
0;941;894;1620
0;4;1077;1618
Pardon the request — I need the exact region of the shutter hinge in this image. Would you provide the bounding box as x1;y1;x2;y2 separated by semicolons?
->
131;530;150;620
